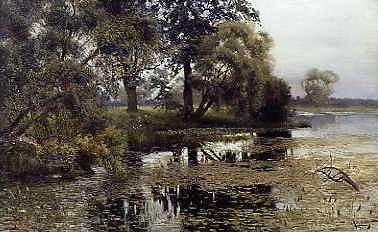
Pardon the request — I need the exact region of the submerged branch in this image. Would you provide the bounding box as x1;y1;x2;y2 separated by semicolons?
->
315;166;360;192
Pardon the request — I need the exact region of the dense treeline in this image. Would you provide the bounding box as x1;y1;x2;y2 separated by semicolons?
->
0;0;291;176
291;97;378;108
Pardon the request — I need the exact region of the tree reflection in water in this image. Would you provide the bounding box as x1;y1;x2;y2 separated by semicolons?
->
94;183;282;231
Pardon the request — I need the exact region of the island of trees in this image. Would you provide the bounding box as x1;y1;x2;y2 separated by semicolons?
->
0;0;292;177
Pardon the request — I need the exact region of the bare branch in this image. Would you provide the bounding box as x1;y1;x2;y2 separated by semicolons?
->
315;166;360;192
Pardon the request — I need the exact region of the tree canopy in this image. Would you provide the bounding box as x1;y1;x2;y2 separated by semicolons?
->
302;68;339;106
158;0;260;117
0;0;293;176
192;21;289;121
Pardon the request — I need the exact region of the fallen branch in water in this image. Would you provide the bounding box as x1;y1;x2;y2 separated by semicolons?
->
208;149;223;161
200;149;217;161
315;166;360;192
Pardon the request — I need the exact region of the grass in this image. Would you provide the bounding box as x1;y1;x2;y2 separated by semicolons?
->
104;106;310;151
0;106;310;178
107;106;309;130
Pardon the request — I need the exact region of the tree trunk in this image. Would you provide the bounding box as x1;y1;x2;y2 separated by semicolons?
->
194;92;208;116
183;57;194;118
0;93;68;139
188;146;198;166
123;78;138;112
202;100;214;115
194;99;213;119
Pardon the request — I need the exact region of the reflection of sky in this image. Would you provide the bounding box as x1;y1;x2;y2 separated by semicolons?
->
252;0;378;99
292;114;378;156
292;114;378;138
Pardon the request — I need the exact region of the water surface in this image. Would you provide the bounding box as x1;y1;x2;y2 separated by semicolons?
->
1;113;377;231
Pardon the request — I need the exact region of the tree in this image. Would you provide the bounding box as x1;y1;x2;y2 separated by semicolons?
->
0;0;134;175
94;1;161;112
158;0;260;118
301;68;339;106
193;21;273;119
0;0;107;137
259;77;291;122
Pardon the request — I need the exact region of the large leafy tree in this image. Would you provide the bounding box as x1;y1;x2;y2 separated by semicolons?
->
158;0;259;118
302;68;339;106
94;0;162;112
0;0;110;139
0;0;133;174
0;0;40;117
193;21;273;118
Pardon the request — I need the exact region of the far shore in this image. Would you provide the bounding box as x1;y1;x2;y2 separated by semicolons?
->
291;105;378;114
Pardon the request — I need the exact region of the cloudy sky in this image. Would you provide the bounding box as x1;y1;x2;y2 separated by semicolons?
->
252;0;378;99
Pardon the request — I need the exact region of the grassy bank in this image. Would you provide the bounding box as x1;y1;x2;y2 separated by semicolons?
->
114;106;310;129
0;106;309;179
105;107;310;151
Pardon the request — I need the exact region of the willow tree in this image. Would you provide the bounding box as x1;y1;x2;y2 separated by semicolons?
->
158;0;260;118
193;21;275;119
302;68;339;106
0;0;105;139
0;0;133;174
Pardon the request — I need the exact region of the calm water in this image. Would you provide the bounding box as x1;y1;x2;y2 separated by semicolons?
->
0;113;377;231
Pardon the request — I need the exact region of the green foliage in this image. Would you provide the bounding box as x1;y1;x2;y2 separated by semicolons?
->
149;69;182;110
94;3;162;111
0;142;42;176
158;0;260;117
193;21;288;121
260;77;291;122
75;134;109;160
0;108;129;176
160;0;259;60
95;125;128;175
30;111;83;140
0;0;295;178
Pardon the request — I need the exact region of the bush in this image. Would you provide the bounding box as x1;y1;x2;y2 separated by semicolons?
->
1;110;129;177
0;142;43;176
94;126;128;175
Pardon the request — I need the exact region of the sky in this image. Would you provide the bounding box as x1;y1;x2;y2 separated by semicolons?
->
252;0;378;99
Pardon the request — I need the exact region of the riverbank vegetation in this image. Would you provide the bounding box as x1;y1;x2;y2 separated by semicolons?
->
0;1;298;178
291;97;378;113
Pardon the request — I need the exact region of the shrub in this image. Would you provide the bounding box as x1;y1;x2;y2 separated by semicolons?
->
260;77;291;122
0;142;43;176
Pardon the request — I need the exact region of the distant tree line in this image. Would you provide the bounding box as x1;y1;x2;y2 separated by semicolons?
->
291;96;378;107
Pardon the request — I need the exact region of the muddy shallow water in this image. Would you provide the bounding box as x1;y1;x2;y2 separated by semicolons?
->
0;113;377;231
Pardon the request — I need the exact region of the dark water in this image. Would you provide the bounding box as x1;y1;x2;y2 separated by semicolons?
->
1;113;377;231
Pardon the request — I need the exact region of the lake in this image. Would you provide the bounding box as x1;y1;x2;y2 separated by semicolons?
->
1;113;377;231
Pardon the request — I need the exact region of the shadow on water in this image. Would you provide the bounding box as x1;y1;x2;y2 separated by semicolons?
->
294;113;336;130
